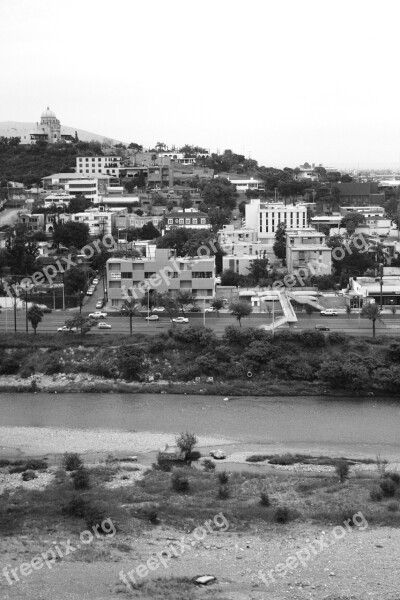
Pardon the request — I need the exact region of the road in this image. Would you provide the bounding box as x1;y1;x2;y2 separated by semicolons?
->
1;309;399;337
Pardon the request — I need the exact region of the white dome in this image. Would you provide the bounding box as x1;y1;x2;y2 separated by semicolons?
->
41;107;56;119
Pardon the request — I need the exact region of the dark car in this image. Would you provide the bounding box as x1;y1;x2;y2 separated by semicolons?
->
315;325;330;331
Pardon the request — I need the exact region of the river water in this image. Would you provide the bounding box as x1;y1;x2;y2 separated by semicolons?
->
1;392;399;459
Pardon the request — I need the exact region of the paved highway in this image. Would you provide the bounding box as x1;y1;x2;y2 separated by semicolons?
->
0;309;399;337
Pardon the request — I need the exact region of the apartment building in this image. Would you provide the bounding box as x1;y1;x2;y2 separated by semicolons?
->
115;213;164;230
42;173;111;195
106;248;215;308
17;213;45;231
286;230;332;275
246;200;308;241
215;174;264;193
76;156;123;176
165;208;210;230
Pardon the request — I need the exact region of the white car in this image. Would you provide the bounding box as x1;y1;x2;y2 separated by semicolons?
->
57;326;78;333
98;322;111;329
205;307;217;313
88;311;107;319
145;314;159;321
95;300;104;309
172;317;189;324
92;278;99;285
320;309;338;316
152;307;165;312
86;290;93;296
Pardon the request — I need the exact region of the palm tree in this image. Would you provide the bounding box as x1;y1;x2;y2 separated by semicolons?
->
122;299;140;335
27;304;44;335
361;303;383;338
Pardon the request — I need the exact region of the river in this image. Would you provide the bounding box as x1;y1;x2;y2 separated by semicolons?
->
1;392;400;459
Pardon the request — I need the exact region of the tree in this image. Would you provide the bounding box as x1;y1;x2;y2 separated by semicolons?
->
201;178;237;211
211;298;224;317
181;231;218;258
361;303;383;338
341;213;366;235
27;304;44;334
230;301;253;327
305;304;315;318
66;195;92;214
220;269;241;286
181;191;193;209
158;292;179;321
128;142;143;152
53;221;90;249
65;315;96;335
64;267;87;296
5;229;39;275
175;432;198;462
156;228;190;256
247;257;270;284
176;290;197;316
121;299;140;335
273;222;286;261
117;347;145;380
140;222;161;240
207;207;231;232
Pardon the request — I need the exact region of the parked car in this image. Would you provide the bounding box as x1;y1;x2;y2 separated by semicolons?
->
98;322;111;329
57;326;78;333
172;317;189;324
315;325;330;331
145;314;159;321
92;278;99;285
209;449;226;460
205;307;217;313
88;311;107;319
320;309;338;316
86;290;93;296
152;307;165;313
95;300;104;309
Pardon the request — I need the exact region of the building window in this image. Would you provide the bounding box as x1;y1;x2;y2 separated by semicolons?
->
121;272;132;278
168;219;173;224
192;218;197;224
201;218;206;224
179;219;184;224
185;219;190;224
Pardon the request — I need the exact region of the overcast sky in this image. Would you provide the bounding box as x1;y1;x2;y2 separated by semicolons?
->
1;0;399;170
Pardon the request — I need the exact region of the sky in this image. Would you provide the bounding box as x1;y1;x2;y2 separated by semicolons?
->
1;0;400;170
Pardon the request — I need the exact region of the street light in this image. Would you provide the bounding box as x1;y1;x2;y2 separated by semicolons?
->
378;262;384;310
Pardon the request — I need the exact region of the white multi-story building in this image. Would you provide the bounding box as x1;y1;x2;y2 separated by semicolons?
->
286;230;332;275
245;200;308;240
215;175;264;193
165;208;211;230
65;179;99;202
72;211;115;236
76;156;123;176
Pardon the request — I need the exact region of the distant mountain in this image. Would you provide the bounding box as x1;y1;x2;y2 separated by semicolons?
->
0;121;124;145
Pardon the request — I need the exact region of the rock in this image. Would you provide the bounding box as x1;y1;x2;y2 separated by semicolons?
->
194;576;216;586
376;544;384;548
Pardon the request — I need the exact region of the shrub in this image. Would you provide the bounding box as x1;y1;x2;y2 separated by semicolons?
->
187;450;201;462
260;492;270;506
21;470;37;481
171;472;189;493
380;478;396;497
202;459;216;472
327;332;348;345
335;460;350;483
385;472;400;485
63;453;83;472
153;452;173;472
246;455;269;463
62;495;89;518
71;468;90;490
370;487;383;502
175;432;198;461
25;459;48;471
275;506;290;523
9;465;27;474
299;329;326;347
146;506;159;524
218;471;229;485
217;485;230;499
84;504;108;532
387;501;399;512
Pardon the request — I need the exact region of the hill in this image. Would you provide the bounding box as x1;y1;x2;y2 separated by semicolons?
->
0;121;124;146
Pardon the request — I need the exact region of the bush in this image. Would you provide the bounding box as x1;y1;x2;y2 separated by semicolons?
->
370;487;383;502
387;501;399;512
171;472;189;493
275;506;290;523
218;471;229;485
299;329;326;347
385;472;400;485
62;495;89;518
71;468;90;490
260;492;270;506
146;506;159;524
217;485;230;499
175;432;198;461
63;453;83;472
153;452;173;472
380;479;396;497
21;470;37;481
9;465;26;474
187;450;201;462
25;459;48;471
335;460;350;483
84;504;108;532
246;455;269;463
202;459;216;472
327;332;348;345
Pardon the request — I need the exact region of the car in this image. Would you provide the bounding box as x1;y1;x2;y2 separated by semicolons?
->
320;309;338;316
209;450;226;460
86;290;93;296
88;311;107;319
92;278;99;285
98;322;111;329
315;325;330;331
95;300;104;309
145;314;159;321
171;317;189;324
152;307;165;312
57;326;78;333
205;307;217;313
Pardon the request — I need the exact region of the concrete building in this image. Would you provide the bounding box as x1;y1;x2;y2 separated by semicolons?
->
106;249;215;308
42;173;111;195
17;213;45;231
246;200;308;240
165;208;210;231
215;174;264;193
76;156;123;176
44;192;73;208
72;211;115;236
115;213;164;230
286;230;332;275
336;182;385;204
65;179;99;202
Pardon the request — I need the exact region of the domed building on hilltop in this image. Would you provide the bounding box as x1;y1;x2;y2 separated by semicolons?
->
29;107;62;143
